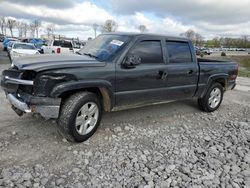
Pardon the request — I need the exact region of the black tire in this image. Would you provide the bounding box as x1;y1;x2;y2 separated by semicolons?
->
58;92;102;142
198;83;224;112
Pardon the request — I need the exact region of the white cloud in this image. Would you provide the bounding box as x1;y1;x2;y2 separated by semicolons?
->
0;1;112;25
109;0;250;24
0;0;249;39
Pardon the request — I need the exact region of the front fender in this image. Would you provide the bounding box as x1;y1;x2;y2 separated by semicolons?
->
50;80;114;98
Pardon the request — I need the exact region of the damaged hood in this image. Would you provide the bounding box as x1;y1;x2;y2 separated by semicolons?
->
13;54;106;71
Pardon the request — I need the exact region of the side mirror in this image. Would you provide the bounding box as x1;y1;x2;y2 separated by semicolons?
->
123;54;141;68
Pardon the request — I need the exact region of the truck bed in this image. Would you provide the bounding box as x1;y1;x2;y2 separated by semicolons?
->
196;58;238;97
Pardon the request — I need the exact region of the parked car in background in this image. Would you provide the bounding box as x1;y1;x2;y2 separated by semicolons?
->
0;34;5;42
194;47;202;56
73;40;86;52
9;42;39;61
41;39;74;54
201;48;212;55
2;38;18;51
7;41;16;52
6;41;16;60
22;38;45;50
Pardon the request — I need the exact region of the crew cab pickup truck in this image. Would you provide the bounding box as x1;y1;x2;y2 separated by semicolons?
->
41;39;74;54
1;33;238;142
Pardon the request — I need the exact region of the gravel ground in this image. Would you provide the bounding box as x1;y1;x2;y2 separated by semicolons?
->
0;51;250;187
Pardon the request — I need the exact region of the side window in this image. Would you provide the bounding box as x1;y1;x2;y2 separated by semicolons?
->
53;40;61;46
128;40;163;64
166;41;192;63
61;41;73;48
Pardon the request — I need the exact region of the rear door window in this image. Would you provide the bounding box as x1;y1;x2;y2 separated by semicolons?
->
53;40;62;46
61;41;73;48
166;41;192;63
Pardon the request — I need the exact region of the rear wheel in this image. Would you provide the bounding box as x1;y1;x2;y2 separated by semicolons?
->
198;83;224;112
58;92;102;142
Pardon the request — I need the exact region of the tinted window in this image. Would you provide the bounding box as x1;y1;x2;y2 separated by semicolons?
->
166;41;192;63
53;40;62;46
129;41;163;64
13;43;36;49
61;41;73;48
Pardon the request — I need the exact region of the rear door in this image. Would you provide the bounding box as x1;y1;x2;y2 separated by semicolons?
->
115;37;169;106
164;40;198;99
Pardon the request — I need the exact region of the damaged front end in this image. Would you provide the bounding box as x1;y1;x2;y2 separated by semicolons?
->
1;67;61;119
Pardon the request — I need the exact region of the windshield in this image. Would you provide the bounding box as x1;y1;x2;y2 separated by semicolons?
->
78;34;131;61
13;43;36;50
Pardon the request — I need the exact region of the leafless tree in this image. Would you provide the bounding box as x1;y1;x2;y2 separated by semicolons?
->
29;22;36;38
22;23;29;38
138;25;146;33
241;35;249;49
101;20;118;33
92;23;98;38
195;33;204;47
212;37;220;48
180;29;196;43
46;24;55;38
7;18;16;37
32;19;42;38
16;21;24;37
0;16;7;35
16;21;29;38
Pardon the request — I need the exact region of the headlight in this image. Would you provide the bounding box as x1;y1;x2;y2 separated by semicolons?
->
34;73;76;96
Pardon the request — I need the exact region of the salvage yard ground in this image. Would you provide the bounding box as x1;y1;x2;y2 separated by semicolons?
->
0;46;250;187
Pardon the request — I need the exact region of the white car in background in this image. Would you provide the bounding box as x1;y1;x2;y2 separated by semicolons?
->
10;42;40;61
41;39;74;54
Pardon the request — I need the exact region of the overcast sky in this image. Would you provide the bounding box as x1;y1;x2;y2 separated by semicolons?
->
0;0;249;40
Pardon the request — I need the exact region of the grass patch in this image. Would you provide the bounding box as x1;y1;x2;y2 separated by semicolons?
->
240;58;250;68
231;56;250;78
239;69;250;77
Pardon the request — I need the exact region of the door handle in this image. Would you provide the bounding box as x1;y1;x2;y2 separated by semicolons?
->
187;70;194;75
157;71;168;80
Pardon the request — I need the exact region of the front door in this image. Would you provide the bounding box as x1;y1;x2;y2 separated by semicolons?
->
115;39;168;106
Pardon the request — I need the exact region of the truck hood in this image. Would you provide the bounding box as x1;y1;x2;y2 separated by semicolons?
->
13;54;105;71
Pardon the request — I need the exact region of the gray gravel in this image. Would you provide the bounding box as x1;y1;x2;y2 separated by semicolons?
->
0;54;250;187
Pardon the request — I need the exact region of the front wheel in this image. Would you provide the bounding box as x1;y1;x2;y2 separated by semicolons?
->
198;83;224;112
58;92;102;142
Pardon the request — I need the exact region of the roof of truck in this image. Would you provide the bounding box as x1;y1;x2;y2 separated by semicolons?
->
104;32;189;41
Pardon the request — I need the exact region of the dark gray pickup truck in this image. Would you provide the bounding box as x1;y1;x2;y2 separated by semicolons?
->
1;33;238;142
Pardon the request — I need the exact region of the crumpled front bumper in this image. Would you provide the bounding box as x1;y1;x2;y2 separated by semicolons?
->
5;92;61;119
7;93;31;113
1;70;61;119
5;91;61;119
6;93;61;119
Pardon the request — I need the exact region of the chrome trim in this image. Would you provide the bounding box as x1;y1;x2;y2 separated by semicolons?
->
7;94;31;113
4;76;34;86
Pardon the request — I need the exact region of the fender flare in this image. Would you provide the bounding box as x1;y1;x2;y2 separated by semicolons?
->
201;74;228;98
50;80;114;111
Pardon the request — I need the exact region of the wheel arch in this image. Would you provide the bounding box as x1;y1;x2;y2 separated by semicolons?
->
50;80;114;112
201;74;228;98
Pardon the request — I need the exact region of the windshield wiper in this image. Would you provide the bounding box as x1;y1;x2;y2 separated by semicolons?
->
83;53;98;59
